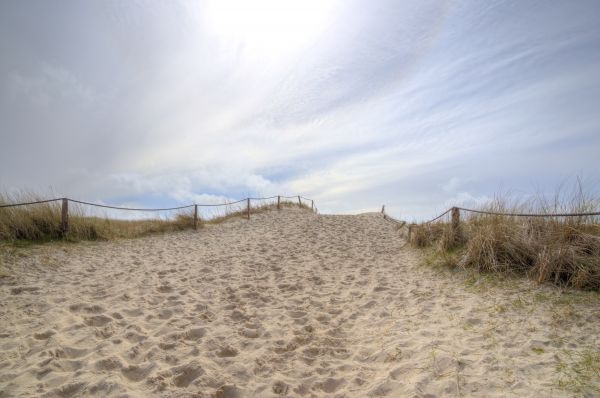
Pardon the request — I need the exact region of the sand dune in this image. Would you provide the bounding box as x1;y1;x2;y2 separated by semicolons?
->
1;208;599;397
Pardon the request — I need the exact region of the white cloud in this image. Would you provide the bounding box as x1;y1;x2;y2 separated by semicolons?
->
442;177;462;193
9;63;94;107
1;0;599;219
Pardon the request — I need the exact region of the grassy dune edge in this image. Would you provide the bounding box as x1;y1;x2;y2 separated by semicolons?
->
408;189;600;290
0;193;311;243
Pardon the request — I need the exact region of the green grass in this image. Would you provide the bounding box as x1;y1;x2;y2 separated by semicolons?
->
556;348;600;394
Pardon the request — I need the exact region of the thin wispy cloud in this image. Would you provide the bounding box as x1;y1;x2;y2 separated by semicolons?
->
1;0;598;219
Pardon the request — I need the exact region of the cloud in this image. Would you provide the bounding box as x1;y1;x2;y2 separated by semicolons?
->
8;63;94;107
442;192;491;211
0;0;599;219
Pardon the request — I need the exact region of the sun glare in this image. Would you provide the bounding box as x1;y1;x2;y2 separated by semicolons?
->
205;0;337;55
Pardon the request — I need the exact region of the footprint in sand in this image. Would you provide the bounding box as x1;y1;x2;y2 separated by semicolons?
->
45;346;90;359
183;327;206;341
158;341;177;350
84;304;105;313
121;363;155;382
94;356;123;371
10;286;40;295
33;330;55;340
84;315;113;327
239;328;260;339
170;361;204;387
125;331;147;343
288;310;307;319
123;308;144;317
315;377;346;393
272;380;289;395
157;285;173;293
158;309;172;319
216;345;239;358
230;310;248;322
48;382;87;398
213;384;243;398
111;312;124;320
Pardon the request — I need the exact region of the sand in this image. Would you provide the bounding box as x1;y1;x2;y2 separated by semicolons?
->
1;208;599;397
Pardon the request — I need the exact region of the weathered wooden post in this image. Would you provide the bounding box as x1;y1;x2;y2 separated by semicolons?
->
193;204;198;230
298;195;301;207
451;207;460;235
408;224;413;243
311;200;314;211
247;198;251;219
381;205;385;214
277;195;281;210
61;198;69;236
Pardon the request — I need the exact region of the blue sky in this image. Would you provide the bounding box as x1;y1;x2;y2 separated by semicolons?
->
1;0;599;220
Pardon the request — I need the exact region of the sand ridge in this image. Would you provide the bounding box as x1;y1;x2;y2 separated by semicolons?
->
1;208;599;397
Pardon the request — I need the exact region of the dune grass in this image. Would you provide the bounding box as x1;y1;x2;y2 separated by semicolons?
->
205;200;312;225
410;186;600;290
0;192;196;242
0;193;312;244
556;348;600;394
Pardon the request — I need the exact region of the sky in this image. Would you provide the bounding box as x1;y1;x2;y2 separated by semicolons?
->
1;0;599;220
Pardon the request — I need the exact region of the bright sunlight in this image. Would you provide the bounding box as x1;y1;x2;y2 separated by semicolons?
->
204;0;338;55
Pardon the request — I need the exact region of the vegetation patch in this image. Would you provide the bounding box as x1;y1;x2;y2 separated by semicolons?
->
411;186;600;290
1;193;312;245
556;348;600;395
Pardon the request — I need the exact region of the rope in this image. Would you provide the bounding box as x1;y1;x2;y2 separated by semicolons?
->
458;207;600;217
421;206;600;224
67;199;195;211
248;196;279;201
197;198;248;207
1;195;314;211
0;198;63;208
382;212;403;225
384;216;406;227
423;208;453;224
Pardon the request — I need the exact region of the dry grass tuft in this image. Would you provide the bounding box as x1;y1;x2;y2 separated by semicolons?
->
412;185;600;290
412;223;445;248
1;193;312;244
1;192;64;241
0;195;195;242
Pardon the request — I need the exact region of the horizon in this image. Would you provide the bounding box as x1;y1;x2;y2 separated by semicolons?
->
1;1;599;220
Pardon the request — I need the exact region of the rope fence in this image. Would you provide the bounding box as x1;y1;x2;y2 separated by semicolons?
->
380;204;600;242
66;199;196;212
380;205;406;227
0;194;316;236
0;198;63;208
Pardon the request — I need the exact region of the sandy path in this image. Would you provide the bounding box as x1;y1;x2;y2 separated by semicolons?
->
1;208;599;397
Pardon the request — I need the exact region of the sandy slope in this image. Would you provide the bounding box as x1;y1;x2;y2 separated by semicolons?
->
1;208;599;397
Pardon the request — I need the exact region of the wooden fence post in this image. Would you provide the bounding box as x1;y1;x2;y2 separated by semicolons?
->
247;198;251;219
311;200;314;211
451;207;460;235
408;224;412;243
381;205;385;214
277;195;281;210
298;195;301;207
61;198;69;236
194;205;198;230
